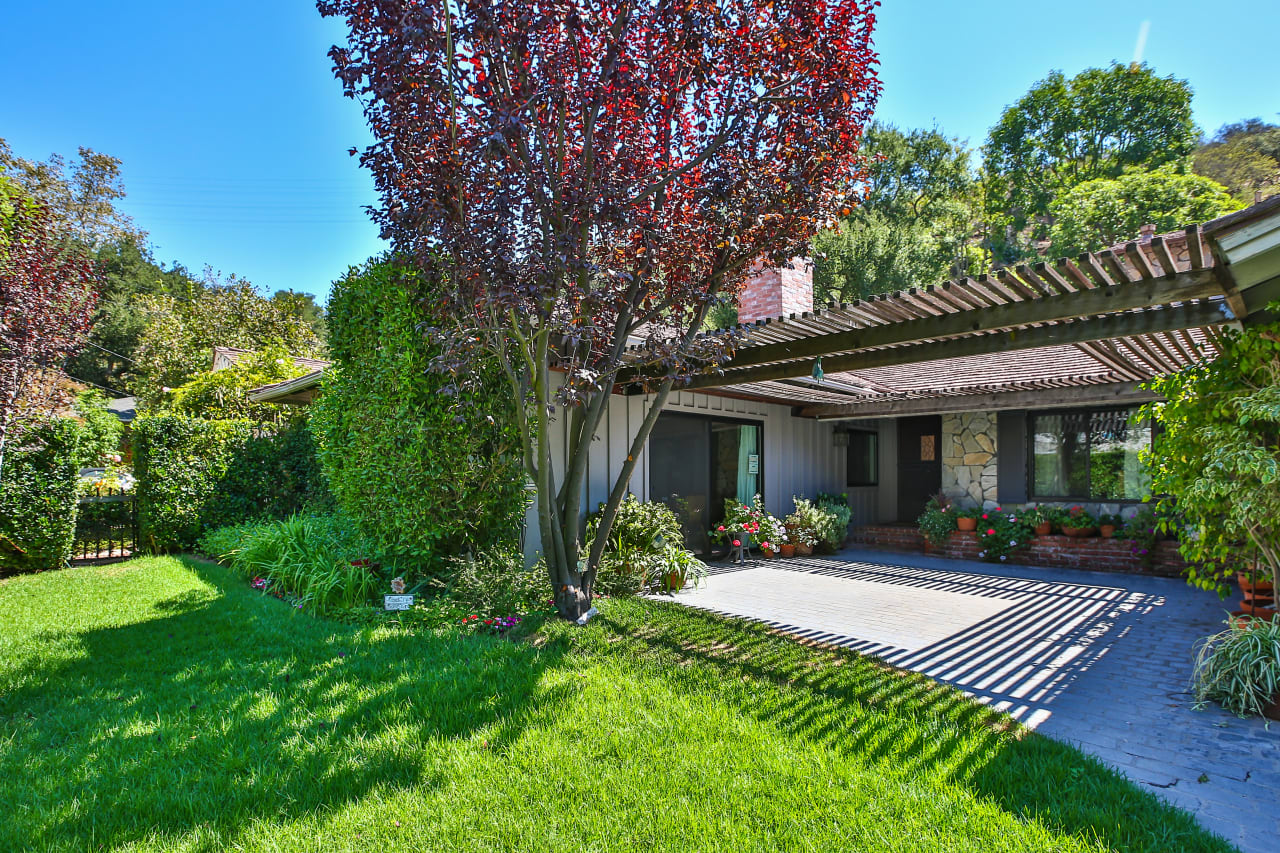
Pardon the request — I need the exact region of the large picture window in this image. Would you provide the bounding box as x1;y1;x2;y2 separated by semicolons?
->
1029;407;1152;501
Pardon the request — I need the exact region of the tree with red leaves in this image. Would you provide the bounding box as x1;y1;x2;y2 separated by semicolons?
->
321;0;880;618
0;178;98;476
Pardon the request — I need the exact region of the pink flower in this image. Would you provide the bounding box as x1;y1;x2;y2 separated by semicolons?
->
733;539;741;547
987;528;996;536
717;525;725;531
982;514;988;519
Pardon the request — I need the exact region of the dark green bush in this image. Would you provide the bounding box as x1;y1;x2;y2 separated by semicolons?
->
442;546;552;616
0;419;84;572
312;256;526;567
586;496;706;595
134;415;329;552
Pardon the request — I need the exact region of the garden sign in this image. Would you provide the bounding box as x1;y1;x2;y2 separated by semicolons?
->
383;594;414;611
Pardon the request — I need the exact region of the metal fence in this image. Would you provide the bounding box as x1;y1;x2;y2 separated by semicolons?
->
73;487;137;562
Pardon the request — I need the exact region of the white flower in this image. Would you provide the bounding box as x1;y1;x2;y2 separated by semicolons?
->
1000;555;1007;561
1010;539;1017;546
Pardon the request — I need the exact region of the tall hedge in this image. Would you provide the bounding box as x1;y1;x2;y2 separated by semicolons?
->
133;415;329;552
311;256;525;565
0;419;84;572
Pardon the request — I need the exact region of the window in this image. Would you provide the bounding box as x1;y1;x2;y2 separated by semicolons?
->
1029;407;1151;501
846;430;878;487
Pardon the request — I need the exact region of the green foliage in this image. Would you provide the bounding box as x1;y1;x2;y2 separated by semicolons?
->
130;278;325;404
589;496;707;595
168;345;311;422
65;236;203;392
1193;617;1280;718
983;63;1196;254
1062;505;1098;529
975;508;1036;564
1140;312;1280;593
71;389;124;469
786;498;841;550
312;256;525;566
0;418;83;572
815;492;852;542
442;546;553;616
917;496;958;547
1193;118;1280;203
133;415;328;552
213;514;384;617
1047;166;1241;257
814;123;979;302
1122;507;1162;568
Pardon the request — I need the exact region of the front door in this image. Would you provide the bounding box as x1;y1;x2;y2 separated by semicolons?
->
897;416;941;522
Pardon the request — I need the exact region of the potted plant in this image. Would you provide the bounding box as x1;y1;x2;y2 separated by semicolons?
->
1193;615;1280;720
1020;505;1052;537
779;542;797;558
755;512;788;560
785;498;828;557
917;495;957;547
1060;505;1097;537
1097;513;1123;538
1238;562;1276;619
955;506;982;532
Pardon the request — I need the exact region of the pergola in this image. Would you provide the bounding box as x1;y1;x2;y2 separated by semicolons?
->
619;197;1280;419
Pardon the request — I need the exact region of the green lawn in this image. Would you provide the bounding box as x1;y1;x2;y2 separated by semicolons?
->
0;557;1229;852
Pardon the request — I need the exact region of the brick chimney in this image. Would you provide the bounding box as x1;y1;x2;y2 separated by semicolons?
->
738;258;813;324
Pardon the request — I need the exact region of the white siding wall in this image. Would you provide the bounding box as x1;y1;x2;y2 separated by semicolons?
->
523;387;844;558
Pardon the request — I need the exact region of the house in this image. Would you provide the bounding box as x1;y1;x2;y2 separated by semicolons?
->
250;197;1280;561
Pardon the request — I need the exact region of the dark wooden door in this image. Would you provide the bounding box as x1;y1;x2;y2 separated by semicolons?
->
897;416;941;522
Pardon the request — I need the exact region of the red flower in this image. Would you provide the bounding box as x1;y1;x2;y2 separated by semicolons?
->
733;539;741;547
982;514;988;519
987;528;996;536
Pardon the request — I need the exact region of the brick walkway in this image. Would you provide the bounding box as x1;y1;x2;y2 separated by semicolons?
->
674;549;1280;852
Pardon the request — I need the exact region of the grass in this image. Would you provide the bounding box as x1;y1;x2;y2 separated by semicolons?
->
0;556;1231;852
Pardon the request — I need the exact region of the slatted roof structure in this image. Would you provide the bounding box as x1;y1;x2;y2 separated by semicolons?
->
620;222;1243;419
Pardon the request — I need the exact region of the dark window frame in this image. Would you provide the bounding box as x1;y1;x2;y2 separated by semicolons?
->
647;410;766;514
845;428;879;487
1026;405;1152;504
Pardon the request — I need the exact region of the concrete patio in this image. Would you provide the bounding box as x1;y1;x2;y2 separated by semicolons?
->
674;549;1280;852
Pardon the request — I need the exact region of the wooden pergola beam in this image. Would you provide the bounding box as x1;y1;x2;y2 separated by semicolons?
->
677;299;1227;392
802;380;1159;420
617;269;1221;386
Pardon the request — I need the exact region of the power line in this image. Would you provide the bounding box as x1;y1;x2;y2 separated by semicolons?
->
85;340;136;365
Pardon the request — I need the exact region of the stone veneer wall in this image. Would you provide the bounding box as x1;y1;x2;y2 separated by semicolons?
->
940;412;999;509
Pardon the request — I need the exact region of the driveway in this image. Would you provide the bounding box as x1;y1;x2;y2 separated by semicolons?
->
674;548;1280;852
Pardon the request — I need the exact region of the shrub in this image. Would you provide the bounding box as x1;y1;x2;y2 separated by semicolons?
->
167;344;312;422
786;498;840;550
589;495;707;594
71;390;124;469
443;546;552;616
134;415;328;552
312;256;525;567
815;491;853;542
917;495;957;547
975;506;1035;563
1193;617;1280;718
219;514;384;616
0;419;84;572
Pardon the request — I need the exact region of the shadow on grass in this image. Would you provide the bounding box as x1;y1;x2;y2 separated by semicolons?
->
0;557;571;851
588;600;1230;853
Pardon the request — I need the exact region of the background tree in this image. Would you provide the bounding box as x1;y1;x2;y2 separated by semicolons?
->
0;177;98;475
982;63;1196;258
129;276;325;404
0;139;144;247
813;123;978;303
1047;165;1241;257
322;0;881;617
272;289;327;343
66;237;204;393
1193;118;1280;204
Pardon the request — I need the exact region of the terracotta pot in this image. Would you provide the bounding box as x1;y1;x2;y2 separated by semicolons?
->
761;547;776;559
795;543;813;557
779;543;796;558
1100;524;1117;538
1239;602;1278;619
957;517;978;532
663;571;685;592
1033;522;1052;536
1061;526;1096;538
1238;572;1275;594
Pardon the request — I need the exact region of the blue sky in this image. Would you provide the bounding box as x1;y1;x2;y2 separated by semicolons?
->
2;1;1276;302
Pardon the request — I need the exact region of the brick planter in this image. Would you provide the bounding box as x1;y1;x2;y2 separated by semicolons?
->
848;525;1188;578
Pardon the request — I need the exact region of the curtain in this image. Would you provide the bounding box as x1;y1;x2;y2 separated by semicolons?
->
736;425;759;502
